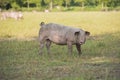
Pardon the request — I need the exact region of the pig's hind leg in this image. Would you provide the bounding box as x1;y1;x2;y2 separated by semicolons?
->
39;37;46;55
46;39;51;55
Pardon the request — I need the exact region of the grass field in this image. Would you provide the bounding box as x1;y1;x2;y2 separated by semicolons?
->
0;12;120;80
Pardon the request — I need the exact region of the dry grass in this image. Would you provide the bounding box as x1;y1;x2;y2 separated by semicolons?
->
0;12;120;38
0;12;120;80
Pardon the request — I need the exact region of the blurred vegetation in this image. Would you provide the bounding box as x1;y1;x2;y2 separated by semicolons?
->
0;0;120;11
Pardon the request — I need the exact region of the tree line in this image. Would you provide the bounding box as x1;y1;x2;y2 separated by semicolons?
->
0;0;120;11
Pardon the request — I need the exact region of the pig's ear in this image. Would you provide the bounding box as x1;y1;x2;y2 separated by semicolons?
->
85;31;90;36
74;31;80;40
75;31;80;36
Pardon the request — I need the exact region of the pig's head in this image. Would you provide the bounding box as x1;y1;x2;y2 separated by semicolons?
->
75;30;90;45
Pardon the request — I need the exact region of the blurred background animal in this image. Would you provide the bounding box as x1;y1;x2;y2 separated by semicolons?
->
1;11;23;20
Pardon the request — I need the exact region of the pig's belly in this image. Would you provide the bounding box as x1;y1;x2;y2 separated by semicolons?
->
49;35;67;45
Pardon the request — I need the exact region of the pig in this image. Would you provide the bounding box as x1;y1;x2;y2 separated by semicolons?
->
8;11;23;20
1;12;9;20
17;12;23;20
39;22;90;56
1;11;23;20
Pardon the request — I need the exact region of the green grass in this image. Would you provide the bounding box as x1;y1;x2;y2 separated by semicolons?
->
0;12;120;80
